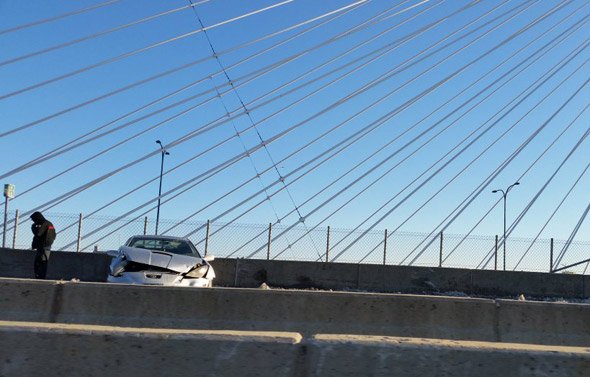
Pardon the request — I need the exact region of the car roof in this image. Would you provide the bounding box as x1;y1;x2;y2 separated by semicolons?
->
128;235;192;242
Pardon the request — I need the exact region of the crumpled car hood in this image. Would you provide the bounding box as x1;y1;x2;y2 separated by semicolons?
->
118;246;203;274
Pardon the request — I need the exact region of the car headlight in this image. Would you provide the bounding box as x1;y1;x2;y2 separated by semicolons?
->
185;264;208;278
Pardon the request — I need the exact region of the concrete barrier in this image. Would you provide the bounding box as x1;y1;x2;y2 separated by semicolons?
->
0;278;588;346
308;334;590;377
0;320;303;377
1;320;589;377
1;248;588;298
217;258;590;298
0;248;111;282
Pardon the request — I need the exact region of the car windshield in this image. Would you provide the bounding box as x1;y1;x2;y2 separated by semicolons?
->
127;238;199;256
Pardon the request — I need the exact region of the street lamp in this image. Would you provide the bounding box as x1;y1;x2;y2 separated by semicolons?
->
155;140;169;235
492;181;520;271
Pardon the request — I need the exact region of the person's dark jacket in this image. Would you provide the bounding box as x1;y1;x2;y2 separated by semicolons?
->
30;212;56;250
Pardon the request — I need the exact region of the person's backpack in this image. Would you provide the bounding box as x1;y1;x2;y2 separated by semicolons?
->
47;223;57;245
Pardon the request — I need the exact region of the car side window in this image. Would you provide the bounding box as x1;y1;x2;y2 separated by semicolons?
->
129;239;142;248
129;239;149;249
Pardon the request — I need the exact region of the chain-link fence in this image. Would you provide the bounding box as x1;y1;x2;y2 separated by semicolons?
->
1;209;589;274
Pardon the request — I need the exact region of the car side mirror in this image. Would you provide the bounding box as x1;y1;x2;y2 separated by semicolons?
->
203;255;215;262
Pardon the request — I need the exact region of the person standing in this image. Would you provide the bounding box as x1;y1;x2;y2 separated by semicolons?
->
30;211;56;279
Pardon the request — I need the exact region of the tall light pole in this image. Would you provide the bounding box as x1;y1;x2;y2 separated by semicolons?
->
155;140;169;235
492;182;520;271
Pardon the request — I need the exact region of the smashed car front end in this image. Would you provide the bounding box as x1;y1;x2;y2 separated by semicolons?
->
107;246;215;287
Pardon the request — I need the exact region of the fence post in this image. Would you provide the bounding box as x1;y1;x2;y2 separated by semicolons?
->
204;219;210;257
438;231;443;267
143;217;148;235
12;209;19;249
76;213;83;252
550;237;554;273
266;223;272;260
494;235;498;270
383;228;388;265
2;198;7;248
325;226;330;263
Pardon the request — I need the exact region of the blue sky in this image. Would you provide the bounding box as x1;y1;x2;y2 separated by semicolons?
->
1;0;590;257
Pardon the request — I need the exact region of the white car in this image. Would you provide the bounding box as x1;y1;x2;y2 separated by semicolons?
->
107;235;215;287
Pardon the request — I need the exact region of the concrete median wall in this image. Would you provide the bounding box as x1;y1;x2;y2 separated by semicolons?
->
309;334;590;377
1;320;589;377
0;248;111;282
0;321;303;377
0;278;588;347
213;258;590;298
1;247;589;298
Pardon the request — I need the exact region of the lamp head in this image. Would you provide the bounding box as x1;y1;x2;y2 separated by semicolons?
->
156;140;168;154
514;182;520;185
492;190;498;193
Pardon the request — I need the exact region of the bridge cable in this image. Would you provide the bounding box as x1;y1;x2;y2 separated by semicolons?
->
27;0;444;217
54;0;448;248
239;0;556;257
62;1;572;253
553;203;590;268
0;0;296;102
370;2;588;263
510;112;590;270
449;98;590;269
336;44;590;263
0;0;420;183
0;0;373;148
261;0;568;261
0;0;123;36
404;56;590;266
183;1;319;258
336;5;590;262
70;1;452;250
0;0;212;68
353;7;590;264
445;98;590;268
161;4;499;246
54;0;444;250
513;166;590;271
162;0;509;250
